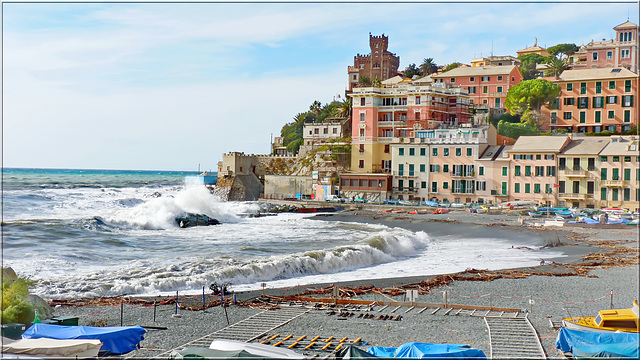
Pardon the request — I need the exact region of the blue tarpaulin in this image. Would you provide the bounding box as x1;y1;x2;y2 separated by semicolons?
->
556;327;639;358
22;323;146;354
367;342;486;359
423;201;439;207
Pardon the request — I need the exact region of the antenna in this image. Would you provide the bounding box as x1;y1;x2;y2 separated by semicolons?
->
491;40;493;57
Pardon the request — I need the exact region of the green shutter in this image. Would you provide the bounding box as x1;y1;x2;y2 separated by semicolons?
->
601;168;607;180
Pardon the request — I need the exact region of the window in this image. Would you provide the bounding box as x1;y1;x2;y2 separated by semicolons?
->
359;144;365;154
624;80;631;92
579;112;586;123
624;110;631;123
399;148;404;156
429;164;440;173
359;128;365;137
525;166;531;176
497;86;503;93
358;160;364;168
495;98;501;107
432;148;438;156
502;182;508;195
564;98;575;106
431;182;438;193
624;188;630;201
595;82;602;94
398;164;404;176
515;166;521;176
567;83;573;91
469;77;475;82
420;164;426;172
535;166;544;176
595;111;601;123
608;110;615;119
624;156;631;162
601;156;607;162
469;86;476;94
483;86;488;94
384;144;390;153
613;156;619;162
580;82;586;94
606;96;617;104
416;96;421;105
547;166;556;176
551;113;557;124
592;52;598;61
443;164;449;173
534;184;541;194
607;51;613;60
421;181;427;189
360;98;365;106
451;78;455;83
624;168;631;181
482;76;490;81
621;49;630;59
545;155;554;160
609;81;616;89
612;168;619;180
559;181;566;193
466;148;472;157
622;95;633;107
443;148;449;156
612;188;619;201
559;157;566;170
593;96;604;108
587;181;594;194
563;112;572;120
536;154;541;160
360;113;365;122
497;76;503;81
514;183;520;193
420;148;426;156
409;164;415;176
409;148;415;156
479;166;484;176
443;182;449;190
525;183;531;193
588;158;595;171
601;187;607;200
577;97;589;109
502;167;508;176
455;148;461;156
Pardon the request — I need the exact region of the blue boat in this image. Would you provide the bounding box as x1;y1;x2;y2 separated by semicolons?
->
556;327;638;359
367;342;486;359
22;323;146;355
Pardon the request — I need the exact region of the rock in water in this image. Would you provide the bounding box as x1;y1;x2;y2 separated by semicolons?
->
175;213;221;228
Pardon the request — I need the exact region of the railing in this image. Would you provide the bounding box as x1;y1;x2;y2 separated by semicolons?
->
452;190;476;194
451;172;475;178
562;170;588;177
377;121;407;127
559;193;587;200
602;180;626;187
392;171;417;178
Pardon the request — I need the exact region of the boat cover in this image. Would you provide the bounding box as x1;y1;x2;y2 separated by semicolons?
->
367;342;486;359
172;346;271;359
22;323;146;355
2;337;102;358
423;201;439;207
335;344;378;359
555;327;639;358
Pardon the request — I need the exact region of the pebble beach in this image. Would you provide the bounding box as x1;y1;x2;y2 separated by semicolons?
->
49;209;639;359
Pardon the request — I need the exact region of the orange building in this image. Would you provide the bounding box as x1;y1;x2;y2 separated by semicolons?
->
541;68;638;133
348;34;400;92
431;65;523;109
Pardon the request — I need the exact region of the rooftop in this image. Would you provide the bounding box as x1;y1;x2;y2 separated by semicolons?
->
432;65;518;78
556;67;637;81
509;135;570;153
559;137;609;155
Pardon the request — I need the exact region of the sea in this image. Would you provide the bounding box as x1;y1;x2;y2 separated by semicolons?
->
2;168;566;300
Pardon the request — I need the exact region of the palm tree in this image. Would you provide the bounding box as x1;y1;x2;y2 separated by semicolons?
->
372;78;382;87
358;75;372;87
335;98;352;119
419;58;437;76
545;56;570;78
309;100;322;115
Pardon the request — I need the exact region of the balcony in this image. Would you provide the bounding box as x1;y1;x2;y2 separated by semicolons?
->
488;92;507;97
392;187;418;193
559;193;587;200
451;172;475;178
452;190;476;195
392;171;417;178
562;170;588;177
602;180;626;187
378;121;408;127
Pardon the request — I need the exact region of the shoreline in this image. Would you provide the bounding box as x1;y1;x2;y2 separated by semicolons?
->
44;210;638;359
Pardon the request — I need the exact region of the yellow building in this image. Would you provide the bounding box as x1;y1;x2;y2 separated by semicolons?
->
517;38;550;58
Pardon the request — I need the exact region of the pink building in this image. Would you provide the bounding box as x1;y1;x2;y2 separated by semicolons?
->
475;145;512;205
571;21;639;74
431;65;523;109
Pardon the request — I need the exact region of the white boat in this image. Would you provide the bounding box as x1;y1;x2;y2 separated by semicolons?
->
209;338;304;359
1;337;102;358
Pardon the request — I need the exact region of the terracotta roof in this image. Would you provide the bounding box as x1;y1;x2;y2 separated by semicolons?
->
614;21;639;29
432;65;517;78
556;67;637;81
509;136;570;153
559;137;609;155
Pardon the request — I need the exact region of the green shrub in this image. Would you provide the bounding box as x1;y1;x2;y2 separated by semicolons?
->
2;270;35;324
497;120;539;139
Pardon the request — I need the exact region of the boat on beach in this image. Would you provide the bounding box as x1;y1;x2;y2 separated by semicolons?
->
562;300;639;333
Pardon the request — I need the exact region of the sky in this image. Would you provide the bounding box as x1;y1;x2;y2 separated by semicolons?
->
2;1;639;171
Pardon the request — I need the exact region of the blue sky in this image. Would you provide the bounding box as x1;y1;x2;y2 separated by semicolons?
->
2;1;638;171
